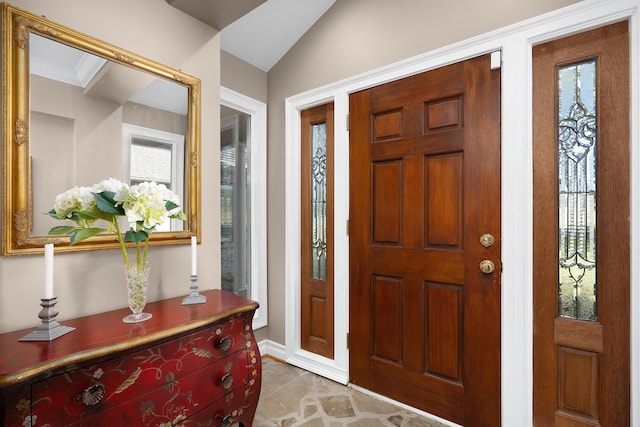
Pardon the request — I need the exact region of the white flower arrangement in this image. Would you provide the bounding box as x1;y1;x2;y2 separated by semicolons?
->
48;178;187;270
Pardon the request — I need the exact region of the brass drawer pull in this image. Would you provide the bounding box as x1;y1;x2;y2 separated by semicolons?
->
218;336;233;352
82;383;105;406
221;414;233;427
221;373;234;390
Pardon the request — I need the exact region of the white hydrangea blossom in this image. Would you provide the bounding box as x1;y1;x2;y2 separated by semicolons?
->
49;178;185;262
53;186;95;218
123;181;176;230
52;179;182;231
158;183;182;217
93;177;129;203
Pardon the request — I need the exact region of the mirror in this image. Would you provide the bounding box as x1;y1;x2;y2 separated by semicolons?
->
2;3;201;255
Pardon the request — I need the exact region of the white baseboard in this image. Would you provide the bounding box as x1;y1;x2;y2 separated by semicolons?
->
258;339;348;384
258;339;286;360
285;349;349;384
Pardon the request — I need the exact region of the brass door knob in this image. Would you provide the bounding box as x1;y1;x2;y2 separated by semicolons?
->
479;259;495;274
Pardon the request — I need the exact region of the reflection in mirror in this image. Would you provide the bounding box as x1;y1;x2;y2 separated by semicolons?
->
2;3;201;255
31;33;188;235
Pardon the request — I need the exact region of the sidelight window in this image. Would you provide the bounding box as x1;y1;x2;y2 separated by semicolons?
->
557;59;597;321
220;111;250;298
220;88;268;329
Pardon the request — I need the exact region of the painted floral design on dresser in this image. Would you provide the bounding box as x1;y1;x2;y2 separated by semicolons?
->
12;314;262;427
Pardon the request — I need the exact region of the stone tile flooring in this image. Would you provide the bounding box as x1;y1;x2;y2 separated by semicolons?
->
254;357;449;427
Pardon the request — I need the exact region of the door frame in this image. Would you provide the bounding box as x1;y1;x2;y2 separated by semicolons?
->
284;1;640;425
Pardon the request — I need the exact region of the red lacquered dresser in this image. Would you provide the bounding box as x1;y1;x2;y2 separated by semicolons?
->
0;289;261;426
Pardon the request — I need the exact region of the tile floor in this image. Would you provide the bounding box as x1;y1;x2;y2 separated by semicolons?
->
253;357;449;427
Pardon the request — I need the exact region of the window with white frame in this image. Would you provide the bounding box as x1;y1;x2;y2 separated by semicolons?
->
220;87;268;330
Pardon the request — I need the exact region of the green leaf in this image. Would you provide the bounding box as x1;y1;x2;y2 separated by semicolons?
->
76;205;100;218
67;212;83;223
166;201;187;221
69;227;107;245
165;202;186;220
124;229;149;245
94;191;124;215
165;200;179;211
48;225;78;235
80;204;117;222
47;209;73;221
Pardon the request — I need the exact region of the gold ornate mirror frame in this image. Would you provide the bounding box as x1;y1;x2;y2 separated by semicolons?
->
1;3;201;255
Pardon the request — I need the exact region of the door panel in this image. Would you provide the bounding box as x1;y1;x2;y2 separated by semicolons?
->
427;283;462;380
427;154;463;246
349;53;501;426
532;21;630;426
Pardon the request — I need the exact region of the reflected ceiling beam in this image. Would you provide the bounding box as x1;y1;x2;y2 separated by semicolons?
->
165;0;267;30
84;61;155;107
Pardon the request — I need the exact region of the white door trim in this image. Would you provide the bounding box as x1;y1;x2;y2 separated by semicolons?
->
284;90;350;383
284;1;640;425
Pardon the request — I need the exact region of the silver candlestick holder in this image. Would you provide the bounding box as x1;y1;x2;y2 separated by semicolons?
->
181;275;206;305
20;297;75;342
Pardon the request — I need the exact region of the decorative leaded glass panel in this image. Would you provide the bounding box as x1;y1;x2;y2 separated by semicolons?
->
311;123;327;281
557;59;597;321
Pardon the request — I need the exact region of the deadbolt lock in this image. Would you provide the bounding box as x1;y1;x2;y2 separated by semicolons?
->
479;259;495;274
480;233;495;248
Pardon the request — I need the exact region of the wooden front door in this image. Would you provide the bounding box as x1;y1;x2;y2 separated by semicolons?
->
532;22;630;426
349;53;501;426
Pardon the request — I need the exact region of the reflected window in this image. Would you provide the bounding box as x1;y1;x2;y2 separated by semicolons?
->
130;139;172;187
123;123;184;232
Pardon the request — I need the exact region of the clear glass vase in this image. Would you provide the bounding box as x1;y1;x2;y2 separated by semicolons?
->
122;263;152;323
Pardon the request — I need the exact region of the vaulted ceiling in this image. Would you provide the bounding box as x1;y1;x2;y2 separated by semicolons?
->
166;0;336;71
165;0;267;30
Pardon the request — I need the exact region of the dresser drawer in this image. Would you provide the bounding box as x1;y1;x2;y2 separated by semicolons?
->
30;316;252;425
180;382;260;427
70;350;252;426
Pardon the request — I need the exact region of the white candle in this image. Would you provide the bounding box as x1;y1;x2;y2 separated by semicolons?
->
191;236;197;276
44;243;54;299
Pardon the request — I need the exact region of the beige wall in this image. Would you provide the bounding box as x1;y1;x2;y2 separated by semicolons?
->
265;0;581;344
221;51;268;103
0;0;220;333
